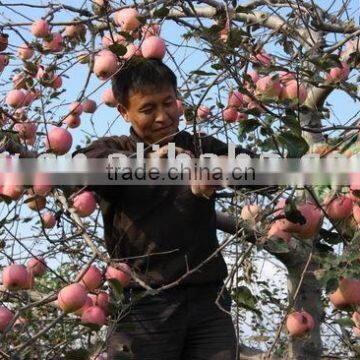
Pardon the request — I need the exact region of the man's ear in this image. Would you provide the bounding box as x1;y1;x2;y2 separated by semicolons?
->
117;103;129;122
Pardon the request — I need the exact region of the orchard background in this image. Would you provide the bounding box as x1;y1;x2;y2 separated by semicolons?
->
0;0;360;359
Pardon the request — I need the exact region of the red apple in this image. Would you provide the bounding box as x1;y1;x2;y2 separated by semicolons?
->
141;36;166;60
79;265;103;291
2;264;29;290
45;127;73;155
105;263;131;288
57;283;88;313
81;306;107;327
27;257;46;277
0;306;14;332
73;191;97;217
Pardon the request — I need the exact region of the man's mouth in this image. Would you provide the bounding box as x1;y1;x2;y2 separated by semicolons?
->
155;124;173;131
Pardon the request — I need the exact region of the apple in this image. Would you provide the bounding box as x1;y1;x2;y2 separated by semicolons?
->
101;88;118;107
31;19;50;38
2;173;24;200
280;80;308;105
222;107;238;123
94;50;119;80
50;75;62;89
6;90;26;108
228;90;244;108
64;114;81;129
114;8;141;31
255;75;282;100
57;283;88;313
73;191;97;217
141;24;161;39
101;33;126;48
45;127;73;155
0;54;9;72
352;311;360;328
326;62;350;83
2;264;29;290
324;195;353;221
286;310;315;337
79;265;103;291
14;122;37;140
95;291;109;314
197;106;211;120
41;212;56;229
329;278;360;309
81;306;107;327
43;33;63;53
141;36;166;60
82;99;97;113
0;33;8;51
268;221;292;242
12;73;27;90
105;263;131;288
27;257;46;277
251;50;272;67
241;204;262;222
26;195;46;211
17;44;34;60
64;24;86;39
353;203;360;226
74;295;94;316
124;43;142;60
69;101;83;116
0;306;14;332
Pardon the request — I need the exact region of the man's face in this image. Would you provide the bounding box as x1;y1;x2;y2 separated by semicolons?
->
118;85;180;145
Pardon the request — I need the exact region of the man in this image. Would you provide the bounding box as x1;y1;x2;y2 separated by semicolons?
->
72;58;255;359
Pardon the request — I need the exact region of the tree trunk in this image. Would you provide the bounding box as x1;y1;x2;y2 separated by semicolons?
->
287;260;323;360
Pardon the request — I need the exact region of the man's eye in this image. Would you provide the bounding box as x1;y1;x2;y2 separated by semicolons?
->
141;109;152;114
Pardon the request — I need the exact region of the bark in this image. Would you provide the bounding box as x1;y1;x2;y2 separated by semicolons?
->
287;261;323;360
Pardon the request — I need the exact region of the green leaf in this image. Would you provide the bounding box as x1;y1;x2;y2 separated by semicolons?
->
325;277;339;293
108;279;123;299
320;229;343;245
232;286;260;315
64;348;89;360
315;242;334;254
238;119;261;140
235;5;251;13
265;237;290;253
334;317;354;328
282;115;301;136
277;131;309;158
228;28;248;47
190;70;216;76
153;6;169;18
284;200;306;225
117;31;134;42
211;63;223;70
109;43;127;57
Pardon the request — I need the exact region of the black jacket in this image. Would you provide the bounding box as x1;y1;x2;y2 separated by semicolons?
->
72;127;253;289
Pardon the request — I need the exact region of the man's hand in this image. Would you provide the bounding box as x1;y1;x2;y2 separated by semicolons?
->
190;169;222;199
190;182;218;199
148;144;193;159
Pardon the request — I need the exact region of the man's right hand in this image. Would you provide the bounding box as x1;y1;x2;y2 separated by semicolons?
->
148;144;194;159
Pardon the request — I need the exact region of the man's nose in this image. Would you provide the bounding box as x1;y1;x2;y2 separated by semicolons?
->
155;109;171;124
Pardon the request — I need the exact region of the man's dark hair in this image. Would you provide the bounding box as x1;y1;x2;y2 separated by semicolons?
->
112;58;177;107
